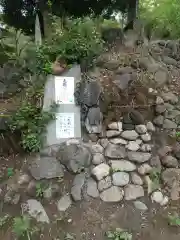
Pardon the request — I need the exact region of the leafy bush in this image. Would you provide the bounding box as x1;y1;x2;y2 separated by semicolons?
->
9;75;57;152
0;27;34;65
140;0;180;39
39;17;104;66
13;215;38;239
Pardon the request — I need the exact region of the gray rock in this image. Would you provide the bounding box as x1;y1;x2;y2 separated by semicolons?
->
100;186;124;202
130;110;144;124
121;130;139;140
56;144;91;173
103;60;120;70
153;115;164;126
122;123;135;130
166;110;180;120
162;168;180;187
156;96;164;105
99;138;109;149
135;125;147;134
44;184;60;199
106;130;121;138
117;122;123;132
104;143;126;159
87;178;99;198
79;81;101;107
154;69;168;86
155;105;166;114
124;184;144;200
161;155;178;168
150;156;162;170
126;141;140;151
71;173;85;201
139;56;157;71
91;163;110;181
136;139;143;145
163;56;178;66
98;176;112;192
158;146;172;158
163;119;177;129
114;73;133;90
116;66;134;75
57;194;72;211
12;193;20;205
141;133;151;142
138;164;152;175
88;133;98;142
91;144;104;154
140;144;152;152
146;121;155;132
164;102;174;111
151;191;164;203
110;160;136;172
22;199;49;223
112;172;130;186
161;92;178;104
29;155;64;180
18;174;31;185
110;138;127;145
127;152;151;163
85;107;103;133
92;153;105;165
160;196;169;206
108;122;118;130
134;201;148;211
131;173;143;185
27;180;36;197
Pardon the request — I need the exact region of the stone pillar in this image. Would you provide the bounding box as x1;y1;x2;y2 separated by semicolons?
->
43;65;81;147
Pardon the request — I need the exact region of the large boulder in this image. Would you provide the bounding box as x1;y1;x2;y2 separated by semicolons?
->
28;154;64;180
56;143;92;173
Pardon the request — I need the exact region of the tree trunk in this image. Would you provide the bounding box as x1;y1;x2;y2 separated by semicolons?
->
127;0;138;29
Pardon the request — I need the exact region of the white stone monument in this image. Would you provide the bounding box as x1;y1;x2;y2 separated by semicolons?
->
43;65;81;147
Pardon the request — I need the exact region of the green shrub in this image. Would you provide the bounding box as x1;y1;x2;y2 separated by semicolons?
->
140;0;180;39
39;17;104;66
9;75;57;152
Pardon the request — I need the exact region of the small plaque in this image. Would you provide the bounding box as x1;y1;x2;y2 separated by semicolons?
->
55;76;74;104
56;113;74;138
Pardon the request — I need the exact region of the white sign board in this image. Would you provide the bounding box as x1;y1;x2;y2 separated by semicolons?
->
55;77;74;104
56;113;74;139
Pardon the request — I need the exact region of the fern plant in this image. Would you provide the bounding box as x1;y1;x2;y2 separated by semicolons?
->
106;228;132;240
13;215;33;239
168;214;180;226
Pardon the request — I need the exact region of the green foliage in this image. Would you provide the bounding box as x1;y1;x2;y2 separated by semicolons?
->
168;213;180;226
10;101;56;152
0;214;11;228
0;27;34;65
101;19;121;29
39;17;104;66
36;183;46;198
149;168;161;191
1;0;131;35
13;215;38;239
106;228;132;240
140;0;180;39
9;75;57;152
7;168;14;177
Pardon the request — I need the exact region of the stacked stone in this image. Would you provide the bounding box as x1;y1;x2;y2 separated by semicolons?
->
153;92;180;134
88;120;167;204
